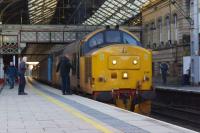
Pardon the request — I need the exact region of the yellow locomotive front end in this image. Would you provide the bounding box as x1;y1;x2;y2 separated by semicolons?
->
91;45;152;92
79;28;153;114
91;45;152;114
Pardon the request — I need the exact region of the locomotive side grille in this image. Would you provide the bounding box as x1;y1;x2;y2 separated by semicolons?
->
85;57;92;83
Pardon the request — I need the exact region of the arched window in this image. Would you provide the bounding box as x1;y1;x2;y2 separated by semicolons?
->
166;16;170;41
157;18;162;43
145;24;149;46
173;14;178;41
151;22;156;30
151;22;155;44
145;24;149;32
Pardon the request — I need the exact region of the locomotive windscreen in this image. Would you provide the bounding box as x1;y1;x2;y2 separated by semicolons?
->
83;29;141;54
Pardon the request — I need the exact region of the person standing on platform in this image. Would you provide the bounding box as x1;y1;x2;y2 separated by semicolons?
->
160;62;169;84
56;54;73;95
18;57;28;95
7;62;17;89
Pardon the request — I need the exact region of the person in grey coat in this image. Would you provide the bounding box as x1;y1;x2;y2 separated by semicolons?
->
18;57;28;95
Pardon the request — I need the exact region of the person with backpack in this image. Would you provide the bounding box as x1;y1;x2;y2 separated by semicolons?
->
56;54;73;95
7;62;17;89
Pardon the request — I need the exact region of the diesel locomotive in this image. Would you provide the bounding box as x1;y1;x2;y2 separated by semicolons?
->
32;27;153;114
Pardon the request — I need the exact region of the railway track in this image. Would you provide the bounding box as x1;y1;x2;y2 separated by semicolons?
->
151;102;200;132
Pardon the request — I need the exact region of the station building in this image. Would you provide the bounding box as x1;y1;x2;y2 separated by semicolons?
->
0;0;200;132
141;0;195;84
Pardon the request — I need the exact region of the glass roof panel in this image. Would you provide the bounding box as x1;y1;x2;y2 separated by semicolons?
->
28;0;57;24
83;0;151;25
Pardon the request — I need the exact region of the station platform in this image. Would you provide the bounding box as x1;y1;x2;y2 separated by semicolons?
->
155;85;200;94
0;78;197;133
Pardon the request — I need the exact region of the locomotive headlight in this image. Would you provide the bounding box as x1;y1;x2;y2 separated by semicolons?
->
133;60;138;65
112;60;117;65
122;72;128;79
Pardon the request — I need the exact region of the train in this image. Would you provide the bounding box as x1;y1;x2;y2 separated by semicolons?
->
32;26;153;114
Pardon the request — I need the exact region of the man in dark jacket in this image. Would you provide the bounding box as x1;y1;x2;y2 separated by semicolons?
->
160;62;169;84
7;62;17;89
56;54;73;95
18;57;28;95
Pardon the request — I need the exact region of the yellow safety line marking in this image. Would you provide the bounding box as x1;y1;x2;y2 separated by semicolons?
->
28;82;113;133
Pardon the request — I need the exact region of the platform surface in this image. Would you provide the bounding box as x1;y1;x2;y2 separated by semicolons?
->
155;85;200;94
0;78;198;133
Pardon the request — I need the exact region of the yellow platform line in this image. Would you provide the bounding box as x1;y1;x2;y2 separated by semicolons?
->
28;82;113;133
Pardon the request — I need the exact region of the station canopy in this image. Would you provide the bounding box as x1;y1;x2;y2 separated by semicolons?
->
26;0;154;25
28;0;58;24
83;0;153;26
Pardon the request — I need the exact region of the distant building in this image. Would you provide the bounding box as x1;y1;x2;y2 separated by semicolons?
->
141;0;192;84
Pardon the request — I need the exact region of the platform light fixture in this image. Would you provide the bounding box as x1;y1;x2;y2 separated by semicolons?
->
26;62;39;65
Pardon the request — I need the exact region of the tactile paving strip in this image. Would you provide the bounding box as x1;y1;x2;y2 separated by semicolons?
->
31;81;149;133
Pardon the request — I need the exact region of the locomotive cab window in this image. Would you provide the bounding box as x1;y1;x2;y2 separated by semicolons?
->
105;31;121;43
88;33;104;48
83;29;141;54
123;32;140;45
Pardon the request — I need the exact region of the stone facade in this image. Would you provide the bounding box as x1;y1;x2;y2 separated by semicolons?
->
142;0;191;84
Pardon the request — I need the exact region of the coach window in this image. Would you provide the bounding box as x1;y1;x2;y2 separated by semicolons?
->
123;32;140;45
88;33;104;48
105;31;121;43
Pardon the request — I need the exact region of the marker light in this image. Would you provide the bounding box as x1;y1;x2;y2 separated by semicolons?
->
133;60;138;65
112;60;117;65
26;62;39;65
122;72;128;79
